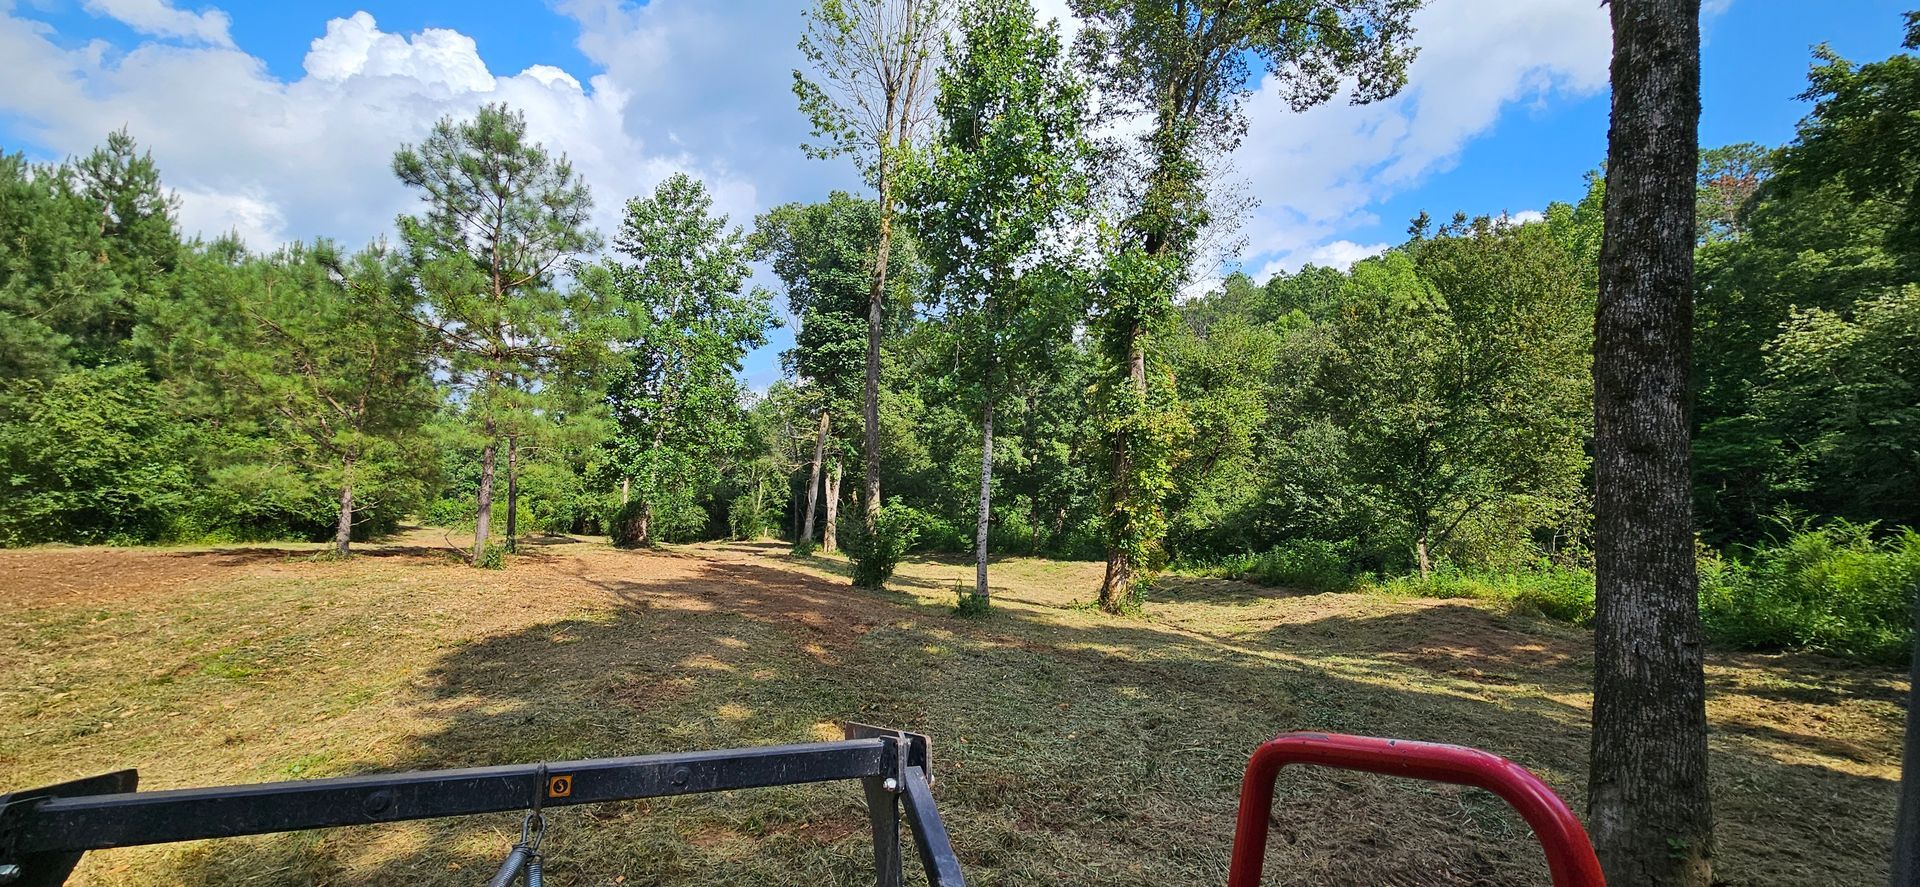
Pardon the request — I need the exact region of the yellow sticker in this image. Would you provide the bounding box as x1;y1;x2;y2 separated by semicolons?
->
547;774;573;798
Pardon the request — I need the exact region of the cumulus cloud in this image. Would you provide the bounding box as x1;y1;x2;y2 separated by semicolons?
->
1232;0;1613;274
0;6;771;254
83;0;232;47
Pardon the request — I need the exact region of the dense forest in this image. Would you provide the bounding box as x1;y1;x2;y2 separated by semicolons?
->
1;4;1916;666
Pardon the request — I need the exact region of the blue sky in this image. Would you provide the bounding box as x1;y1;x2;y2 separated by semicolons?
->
1;0;1913;388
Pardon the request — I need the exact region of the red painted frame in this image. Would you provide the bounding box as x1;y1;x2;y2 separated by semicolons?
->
1227;732;1605;887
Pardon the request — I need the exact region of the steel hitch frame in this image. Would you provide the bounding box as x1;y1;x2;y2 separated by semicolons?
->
0;723;963;887
1227;731;1605;887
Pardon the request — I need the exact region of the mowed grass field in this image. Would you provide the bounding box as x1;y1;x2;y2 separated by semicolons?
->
0;530;1905;885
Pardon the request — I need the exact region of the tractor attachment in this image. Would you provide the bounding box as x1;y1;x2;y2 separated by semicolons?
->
0;723;961;887
1228;731;1605;887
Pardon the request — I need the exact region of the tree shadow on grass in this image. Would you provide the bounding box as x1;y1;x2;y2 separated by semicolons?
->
142;548;1900;887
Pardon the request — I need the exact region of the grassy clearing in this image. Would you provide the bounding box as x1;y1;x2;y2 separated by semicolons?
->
0;532;1905;885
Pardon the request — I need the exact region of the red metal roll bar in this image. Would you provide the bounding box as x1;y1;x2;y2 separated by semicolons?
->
1227;732;1605;887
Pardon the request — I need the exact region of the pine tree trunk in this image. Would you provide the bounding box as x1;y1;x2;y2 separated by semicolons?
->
1891;598;1920;887
1589;2;1713;884
505;437;519;552
1098;322;1147;613
802;410;830;546
864;144;894;530
974;397;994;600
334;452;355;558
824;455;842;552
474;421;497;565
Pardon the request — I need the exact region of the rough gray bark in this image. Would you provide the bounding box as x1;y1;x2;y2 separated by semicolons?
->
974;397;994;600
505;437;519;552
333;453;354;557
802;410;830;546
824;455;842;553
473;428;496;565
1588;2;1713;884
1892;597;1920;887
863;169;892;530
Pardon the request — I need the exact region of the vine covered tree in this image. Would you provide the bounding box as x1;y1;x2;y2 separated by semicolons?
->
1588;0;1714;883
794;0;952;530
1072;0;1423;611
391;104;600;564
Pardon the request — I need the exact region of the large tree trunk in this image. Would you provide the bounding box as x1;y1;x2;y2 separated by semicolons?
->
473;419;497;565
1588;2;1713;884
505;436;519;553
1098;322;1147;613
1892;599;1920;887
824;455;842;553
334;452;355;557
802;410;830;547
1415;533;1433;580
863;143;894;530
974;397;995;600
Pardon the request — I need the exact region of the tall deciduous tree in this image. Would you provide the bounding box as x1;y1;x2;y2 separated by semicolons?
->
392;104;600;564
907;0;1091;603
794;0;952;530
1321;219;1591;578
1588;1;1714;883
594;173;774;546
1072;0;1422;611
753;193;895;550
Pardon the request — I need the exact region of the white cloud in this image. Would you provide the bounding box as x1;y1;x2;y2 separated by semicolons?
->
83;0;232;47
0;6;777;255
1232;0;1612;274
1509;209;1546;225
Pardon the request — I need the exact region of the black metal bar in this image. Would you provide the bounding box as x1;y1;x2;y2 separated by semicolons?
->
0;770;138;887
900;766;965;887
7;739;889;855
862;776;903;887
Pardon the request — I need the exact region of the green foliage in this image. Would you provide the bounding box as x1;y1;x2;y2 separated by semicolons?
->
593;173;775;547
0;364;196;545
0;151;125;379
953;585;992;617
841;500;922;588
1242;540;1354;593
1323;220;1591;573
1370;564;1598;625
476;542;507;570
1700;521;1920;664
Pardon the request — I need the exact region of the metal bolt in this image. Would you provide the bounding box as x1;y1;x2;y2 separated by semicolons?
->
882;777;899;793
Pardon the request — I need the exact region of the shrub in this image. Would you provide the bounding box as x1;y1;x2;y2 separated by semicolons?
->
791;538;818;557
1243;540;1353;592
841;501;920;589
887;504;966;553
953;585;991;618
1700;522;1920;664
609;499;649;549
1369;562;1597;625
476;542;506;570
